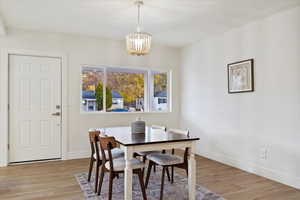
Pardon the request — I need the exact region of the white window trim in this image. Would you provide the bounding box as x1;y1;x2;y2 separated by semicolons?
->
80;65;172;114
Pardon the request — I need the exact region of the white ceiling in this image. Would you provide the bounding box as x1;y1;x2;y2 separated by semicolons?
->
0;0;300;47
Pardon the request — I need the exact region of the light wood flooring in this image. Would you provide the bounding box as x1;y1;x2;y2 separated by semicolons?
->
0;155;300;200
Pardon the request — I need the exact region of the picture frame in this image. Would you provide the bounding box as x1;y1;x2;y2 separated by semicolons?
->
227;59;254;93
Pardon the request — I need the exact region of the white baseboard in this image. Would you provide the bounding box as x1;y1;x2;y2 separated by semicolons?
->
0;161;7;167
199;151;300;190
0;151;90;167
66;149;300;190
67;151;90;160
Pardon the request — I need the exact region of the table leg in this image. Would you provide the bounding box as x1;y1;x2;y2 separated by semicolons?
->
124;146;133;200
188;142;196;200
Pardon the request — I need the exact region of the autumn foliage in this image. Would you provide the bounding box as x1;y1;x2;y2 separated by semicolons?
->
95;83;112;110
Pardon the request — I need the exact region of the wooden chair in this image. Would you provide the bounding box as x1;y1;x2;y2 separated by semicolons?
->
97;136;147;200
135;125;169;175
145;129;190;200
87;130;123;193
168;129;190;182
135;125;166;159
151;125;167;130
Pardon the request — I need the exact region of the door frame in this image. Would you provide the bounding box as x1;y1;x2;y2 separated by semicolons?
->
0;49;68;166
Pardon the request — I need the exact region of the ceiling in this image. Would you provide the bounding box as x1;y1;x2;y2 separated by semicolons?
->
0;0;300;47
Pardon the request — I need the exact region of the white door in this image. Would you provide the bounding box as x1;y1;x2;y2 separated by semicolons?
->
9;54;62;163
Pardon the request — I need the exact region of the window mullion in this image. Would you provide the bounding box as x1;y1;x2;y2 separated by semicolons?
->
149;71;154;112
103;67;107;112
145;70;150;112
168;70;171;112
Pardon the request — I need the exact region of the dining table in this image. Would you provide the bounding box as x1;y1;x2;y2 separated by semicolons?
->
101;126;200;200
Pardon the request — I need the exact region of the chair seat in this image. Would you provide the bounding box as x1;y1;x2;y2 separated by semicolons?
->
93;148;124;160
136;151;161;156
105;158;145;171
147;153;183;166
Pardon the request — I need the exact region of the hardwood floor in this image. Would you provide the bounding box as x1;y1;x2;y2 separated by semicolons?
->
0;156;300;200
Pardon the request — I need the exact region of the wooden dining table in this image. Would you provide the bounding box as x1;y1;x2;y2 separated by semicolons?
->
102;126;200;200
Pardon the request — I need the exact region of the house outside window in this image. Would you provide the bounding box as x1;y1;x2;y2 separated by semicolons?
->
82;90;124;112
158;97;167;104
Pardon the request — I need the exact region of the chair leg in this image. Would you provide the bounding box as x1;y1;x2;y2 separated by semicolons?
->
87;157;94;182
138;169;148;200
185;167;188;176
108;172;114;200
145;161;153;188
153;164;156;173
171;166;174;183
166;167;171;182
160;167;166;200
142;156;146;176
94;161;101;192
97;167;105;195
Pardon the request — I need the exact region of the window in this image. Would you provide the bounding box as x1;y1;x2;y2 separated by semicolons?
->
151;71;168;112
81;67;104;112
106;68;146;112
81;66;170;113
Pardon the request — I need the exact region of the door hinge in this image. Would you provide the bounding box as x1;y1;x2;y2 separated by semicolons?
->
8;104;9;110
8;144;10;150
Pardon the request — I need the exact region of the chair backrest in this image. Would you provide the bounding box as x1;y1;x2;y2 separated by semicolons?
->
89;130;101;161
89;130;100;143
168;129;190;164
151;125;167;131
168;129;189;137
97;136;117;171
99;136;117;151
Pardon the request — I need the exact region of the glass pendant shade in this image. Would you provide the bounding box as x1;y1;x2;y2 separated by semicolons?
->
126;31;152;56
126;0;152;56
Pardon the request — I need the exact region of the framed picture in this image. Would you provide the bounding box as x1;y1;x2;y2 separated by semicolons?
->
227;59;254;93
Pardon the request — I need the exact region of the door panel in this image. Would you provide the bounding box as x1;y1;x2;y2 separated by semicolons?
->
9;55;62;163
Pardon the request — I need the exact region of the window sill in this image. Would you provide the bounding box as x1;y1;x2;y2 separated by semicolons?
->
80;111;172;115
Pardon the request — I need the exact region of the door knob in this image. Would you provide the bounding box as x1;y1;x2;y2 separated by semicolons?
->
52;112;60;116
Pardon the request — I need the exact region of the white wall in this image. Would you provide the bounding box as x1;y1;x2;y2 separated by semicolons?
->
0;28;181;160
180;7;300;189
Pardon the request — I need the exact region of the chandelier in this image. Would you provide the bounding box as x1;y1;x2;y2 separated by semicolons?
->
126;0;152;56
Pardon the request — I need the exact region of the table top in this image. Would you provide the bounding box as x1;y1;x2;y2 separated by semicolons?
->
100;126;199;146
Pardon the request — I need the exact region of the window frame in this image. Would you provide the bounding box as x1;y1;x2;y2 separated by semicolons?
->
148;70;171;113
80;66;105;112
80;65;172;114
